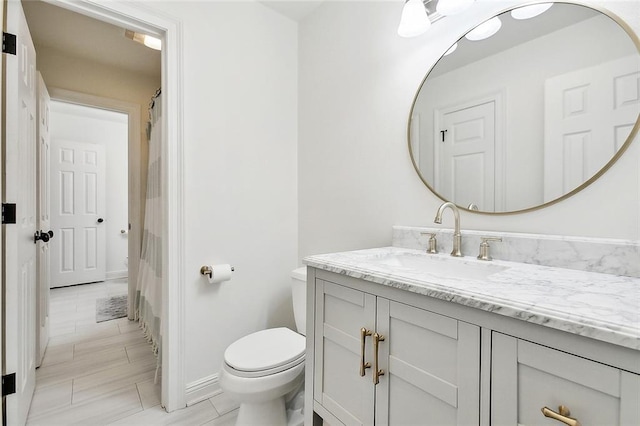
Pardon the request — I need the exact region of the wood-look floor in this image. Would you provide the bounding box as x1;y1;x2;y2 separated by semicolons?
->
27;280;239;425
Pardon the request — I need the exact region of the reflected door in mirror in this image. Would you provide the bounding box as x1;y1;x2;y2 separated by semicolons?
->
436;100;496;211
544;54;640;201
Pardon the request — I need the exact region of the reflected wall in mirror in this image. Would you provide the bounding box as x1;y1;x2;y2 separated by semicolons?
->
409;2;640;213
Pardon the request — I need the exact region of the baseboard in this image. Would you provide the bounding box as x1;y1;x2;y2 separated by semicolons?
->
106;270;128;281
185;373;222;406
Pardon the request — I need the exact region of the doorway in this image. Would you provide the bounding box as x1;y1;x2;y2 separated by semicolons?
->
18;0;161;416
47;89;144;323
3;1;185;420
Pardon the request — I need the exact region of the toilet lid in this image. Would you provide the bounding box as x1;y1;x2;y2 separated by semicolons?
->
224;327;305;373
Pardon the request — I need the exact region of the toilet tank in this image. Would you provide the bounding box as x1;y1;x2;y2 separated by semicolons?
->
291;267;307;335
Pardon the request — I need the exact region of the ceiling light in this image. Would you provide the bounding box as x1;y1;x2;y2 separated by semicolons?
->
465;16;502;41
143;35;162;51
125;29;162;51
398;0;431;38
436;0;475;16
397;0;474;39
511;3;553;20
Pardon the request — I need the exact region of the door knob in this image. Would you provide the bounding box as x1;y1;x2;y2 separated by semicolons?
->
33;230;53;243
97;218;104;223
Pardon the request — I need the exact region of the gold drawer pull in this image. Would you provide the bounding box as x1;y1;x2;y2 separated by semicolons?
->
541;405;581;426
359;328;372;376
373;332;385;385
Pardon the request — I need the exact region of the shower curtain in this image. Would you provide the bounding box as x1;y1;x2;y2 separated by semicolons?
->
136;89;162;376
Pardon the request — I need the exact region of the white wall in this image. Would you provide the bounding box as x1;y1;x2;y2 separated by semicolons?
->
50;101;129;278
146;1;299;388
298;0;640;260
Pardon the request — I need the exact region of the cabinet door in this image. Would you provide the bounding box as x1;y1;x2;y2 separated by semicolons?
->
491;332;640;426
314;280;376;426
375;300;480;425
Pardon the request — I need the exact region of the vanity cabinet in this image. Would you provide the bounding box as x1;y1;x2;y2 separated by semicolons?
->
491;332;640;426
312;278;480;426
306;267;640;426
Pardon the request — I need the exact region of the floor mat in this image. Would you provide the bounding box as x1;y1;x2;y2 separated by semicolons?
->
96;294;128;322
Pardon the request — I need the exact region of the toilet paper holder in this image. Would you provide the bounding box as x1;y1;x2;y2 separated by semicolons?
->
200;265;235;279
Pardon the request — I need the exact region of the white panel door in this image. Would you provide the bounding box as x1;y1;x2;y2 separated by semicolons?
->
51;140;106;287
436;101;496;210
544;55;640;202
36;73;51;367
3;0;38;423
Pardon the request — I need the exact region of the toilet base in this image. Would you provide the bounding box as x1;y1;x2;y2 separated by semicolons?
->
220;359;305;426
236;397;287;426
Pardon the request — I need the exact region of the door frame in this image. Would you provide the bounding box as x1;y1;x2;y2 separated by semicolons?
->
48;89;140;314
0;0;5;422
40;0;186;411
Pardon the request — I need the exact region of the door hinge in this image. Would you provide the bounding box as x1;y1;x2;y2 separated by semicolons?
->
2;203;17;224
2;32;16;55
2;373;16;397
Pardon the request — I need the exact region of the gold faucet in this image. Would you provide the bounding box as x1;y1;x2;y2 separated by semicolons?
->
434;202;463;257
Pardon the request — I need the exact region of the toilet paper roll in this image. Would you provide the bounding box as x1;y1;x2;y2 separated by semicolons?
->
207;264;233;284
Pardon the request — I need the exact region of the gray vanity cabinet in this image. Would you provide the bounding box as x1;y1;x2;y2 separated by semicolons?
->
305;266;640;426
491;332;640;426
312;278;480;426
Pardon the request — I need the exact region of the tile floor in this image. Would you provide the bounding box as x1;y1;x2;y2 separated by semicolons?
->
27;279;239;425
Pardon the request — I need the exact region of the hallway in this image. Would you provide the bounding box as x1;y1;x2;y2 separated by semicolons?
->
26;280;239;425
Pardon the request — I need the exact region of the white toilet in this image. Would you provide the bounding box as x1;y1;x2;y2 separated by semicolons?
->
219;267;307;425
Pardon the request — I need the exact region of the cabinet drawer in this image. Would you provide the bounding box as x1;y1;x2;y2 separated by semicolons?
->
491;332;640;426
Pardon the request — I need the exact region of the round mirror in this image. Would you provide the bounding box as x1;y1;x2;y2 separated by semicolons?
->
408;2;640;214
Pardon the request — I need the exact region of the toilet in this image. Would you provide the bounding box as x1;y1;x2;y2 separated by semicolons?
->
219;267;307;426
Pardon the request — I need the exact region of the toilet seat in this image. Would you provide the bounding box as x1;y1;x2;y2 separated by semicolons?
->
224;327;305;378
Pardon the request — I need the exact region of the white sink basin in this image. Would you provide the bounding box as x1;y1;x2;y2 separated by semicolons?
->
375;253;508;280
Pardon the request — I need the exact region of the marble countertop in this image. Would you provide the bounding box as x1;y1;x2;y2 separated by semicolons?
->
304;247;640;350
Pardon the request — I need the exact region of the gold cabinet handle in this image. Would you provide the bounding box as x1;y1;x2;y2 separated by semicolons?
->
373;332;385;385
541;406;581;426
360;327;372;376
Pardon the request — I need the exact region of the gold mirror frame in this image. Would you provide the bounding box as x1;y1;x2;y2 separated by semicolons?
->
407;1;640;215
